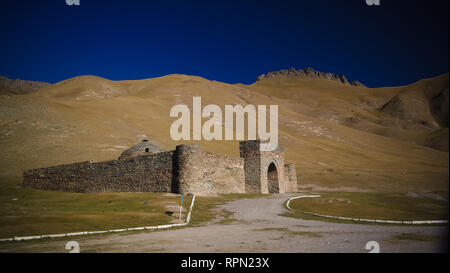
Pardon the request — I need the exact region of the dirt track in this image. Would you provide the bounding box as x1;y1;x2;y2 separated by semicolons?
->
0;194;447;253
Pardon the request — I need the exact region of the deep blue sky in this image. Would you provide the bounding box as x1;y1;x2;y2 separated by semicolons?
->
0;0;448;87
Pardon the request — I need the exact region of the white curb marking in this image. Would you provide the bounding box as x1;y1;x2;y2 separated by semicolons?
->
286;195;448;225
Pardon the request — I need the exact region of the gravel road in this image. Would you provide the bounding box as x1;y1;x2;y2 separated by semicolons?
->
0;194;447;253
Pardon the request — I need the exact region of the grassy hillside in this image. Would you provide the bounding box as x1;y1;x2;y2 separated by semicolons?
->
0;175;190;238
0;73;448;196
286;192;448;222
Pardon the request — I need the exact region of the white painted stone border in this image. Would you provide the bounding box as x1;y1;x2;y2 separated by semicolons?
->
286;195;448;225
0;195;196;243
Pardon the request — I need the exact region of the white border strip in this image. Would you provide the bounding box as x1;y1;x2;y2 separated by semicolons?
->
0;195;196;242
286;195;448;225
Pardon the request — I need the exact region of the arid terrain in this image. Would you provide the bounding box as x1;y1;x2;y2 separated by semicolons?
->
0;70;448;252
0;70;448;195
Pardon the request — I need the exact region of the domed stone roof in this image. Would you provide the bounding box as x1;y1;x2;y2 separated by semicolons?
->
118;140;162;160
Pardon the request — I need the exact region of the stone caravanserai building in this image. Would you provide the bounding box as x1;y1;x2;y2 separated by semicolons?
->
22;140;298;195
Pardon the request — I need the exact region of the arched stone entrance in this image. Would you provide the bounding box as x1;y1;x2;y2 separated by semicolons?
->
267;162;279;193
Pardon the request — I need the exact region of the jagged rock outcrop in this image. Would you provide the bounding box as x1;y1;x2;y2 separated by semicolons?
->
350;80;365;87
430;86;449;127
256;67;366;87
0;76;51;95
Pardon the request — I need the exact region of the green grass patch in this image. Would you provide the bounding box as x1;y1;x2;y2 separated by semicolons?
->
0;175;193;238
253;227;323;237
279;211;356;224
254;227;290;232
286;192;448;222
0;175;265;239
216;209;237;225
286;231;323;237
390;233;442;242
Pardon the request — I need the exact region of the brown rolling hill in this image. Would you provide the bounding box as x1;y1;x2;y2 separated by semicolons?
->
0;71;448;197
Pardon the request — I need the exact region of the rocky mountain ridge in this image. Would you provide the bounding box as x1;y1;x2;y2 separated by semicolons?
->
0;76;51;95
257;67;366;87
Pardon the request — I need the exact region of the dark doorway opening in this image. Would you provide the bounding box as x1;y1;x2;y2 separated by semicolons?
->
267;162;279;193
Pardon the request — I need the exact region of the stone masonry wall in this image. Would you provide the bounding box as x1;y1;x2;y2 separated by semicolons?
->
22;151;174;193
284;164;298;192
175;144;245;195
239;141;262;193
22;141;296;195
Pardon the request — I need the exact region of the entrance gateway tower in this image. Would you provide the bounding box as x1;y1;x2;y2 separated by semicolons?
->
239;140;293;194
